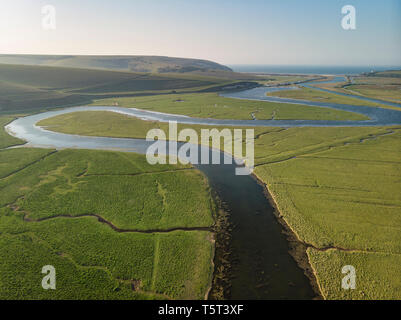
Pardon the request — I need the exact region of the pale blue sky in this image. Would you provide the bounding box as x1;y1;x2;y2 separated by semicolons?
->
0;0;400;65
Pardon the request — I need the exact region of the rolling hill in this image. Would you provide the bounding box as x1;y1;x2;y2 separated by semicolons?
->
0;54;232;74
0;63;233;113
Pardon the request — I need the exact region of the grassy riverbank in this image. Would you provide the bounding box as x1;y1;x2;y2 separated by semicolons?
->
253;128;401;299
0;117;25;148
0;120;215;299
266;86;399;111
37;110;401;299
89;92;367;121
344;72;401;104
308;70;401;106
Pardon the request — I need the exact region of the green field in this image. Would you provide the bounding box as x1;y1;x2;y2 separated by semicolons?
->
0;120;215;299
344;73;401;104
307;249;401;300
344;84;401;104
0;217;212;299
266;86;397;110
254;127;401;300
254;128;401;251
309;70;401;105
255;74;319;86
37;109;401;300
12;150;213;230
89;92;367;121
38;111;380;161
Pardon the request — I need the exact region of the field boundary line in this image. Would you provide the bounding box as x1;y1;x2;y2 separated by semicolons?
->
0;150;58;180
21;212;212;234
82;167;195;178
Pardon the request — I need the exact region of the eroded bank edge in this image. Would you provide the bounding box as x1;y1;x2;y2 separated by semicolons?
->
251;171;323;299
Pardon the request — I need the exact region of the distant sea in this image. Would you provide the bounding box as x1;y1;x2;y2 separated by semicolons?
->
229;65;401;75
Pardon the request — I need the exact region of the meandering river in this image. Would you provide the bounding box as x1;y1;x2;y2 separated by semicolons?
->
5;81;401;300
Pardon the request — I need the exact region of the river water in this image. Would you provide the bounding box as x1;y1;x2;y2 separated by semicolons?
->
5;82;401;300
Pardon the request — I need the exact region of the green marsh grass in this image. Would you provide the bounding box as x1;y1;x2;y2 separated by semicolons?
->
267;86;395;110
89;93;367;121
0;147;215;299
37;110;401;299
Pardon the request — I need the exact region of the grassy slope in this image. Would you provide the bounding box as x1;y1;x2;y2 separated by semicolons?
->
0;54;232;74
0;55;265;82
89;93;367;121
0;117;214;299
0;64;229;113
37;111;401;299
267;86;399;111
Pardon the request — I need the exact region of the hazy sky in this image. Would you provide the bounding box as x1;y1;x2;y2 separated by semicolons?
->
1;0;400;66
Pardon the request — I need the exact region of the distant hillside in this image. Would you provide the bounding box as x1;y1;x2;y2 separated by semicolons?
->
0;63;232;113
0;54;232;74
